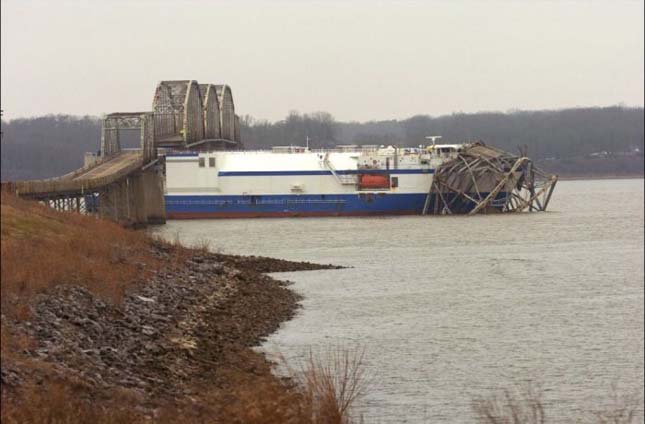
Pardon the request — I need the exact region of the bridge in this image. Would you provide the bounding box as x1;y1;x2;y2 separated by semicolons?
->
7;80;242;227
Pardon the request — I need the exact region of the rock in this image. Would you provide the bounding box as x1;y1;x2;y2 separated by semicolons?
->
136;295;156;303
141;326;156;336
1;367;22;387
143;342;161;354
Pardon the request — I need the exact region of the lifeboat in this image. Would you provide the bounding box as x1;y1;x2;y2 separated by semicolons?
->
358;174;390;189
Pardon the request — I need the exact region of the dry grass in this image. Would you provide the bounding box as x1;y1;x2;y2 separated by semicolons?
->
1;379;144;424
0;347;368;424
169;348;368;424
1;192;161;318
196;366;312;424
587;386;641;424
0;193;166;420
192;237;212;253
472;382;546;424
296;347;368;424
473;382;642;424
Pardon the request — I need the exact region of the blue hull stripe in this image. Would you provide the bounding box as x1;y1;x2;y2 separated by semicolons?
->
165;192;509;217
167;193;427;214
217;169;434;177
166;152;200;157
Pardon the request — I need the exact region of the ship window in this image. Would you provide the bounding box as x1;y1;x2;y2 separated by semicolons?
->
198;157;205;167
209;157;216;167
391;177;399;188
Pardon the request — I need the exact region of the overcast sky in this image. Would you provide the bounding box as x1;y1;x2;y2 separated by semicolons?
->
1;0;643;122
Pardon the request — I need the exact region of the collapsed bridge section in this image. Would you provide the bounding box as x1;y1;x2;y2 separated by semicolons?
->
424;142;558;215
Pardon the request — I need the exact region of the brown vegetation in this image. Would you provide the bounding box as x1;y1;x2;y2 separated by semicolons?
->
2;348;368;424
181;348;367;424
1;191;160;312
1;193;363;423
472;382;546;424
297;348;368;424
2;379;141;424
472;382;641;424
588;386;641;424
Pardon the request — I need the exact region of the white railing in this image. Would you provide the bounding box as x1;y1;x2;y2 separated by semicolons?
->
322;153;357;185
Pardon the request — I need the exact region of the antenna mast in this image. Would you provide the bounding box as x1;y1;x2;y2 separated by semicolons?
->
425;135;442;146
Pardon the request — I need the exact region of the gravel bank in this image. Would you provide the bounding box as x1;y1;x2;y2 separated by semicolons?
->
1;242;341;412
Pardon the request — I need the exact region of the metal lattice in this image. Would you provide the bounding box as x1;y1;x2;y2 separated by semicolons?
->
201;84;221;139
425;142;558;215
216;85;235;142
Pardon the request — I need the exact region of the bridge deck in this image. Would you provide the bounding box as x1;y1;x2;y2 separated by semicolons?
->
72;151;142;181
14;151;145;197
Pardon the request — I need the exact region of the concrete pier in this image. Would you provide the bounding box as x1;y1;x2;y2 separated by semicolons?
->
98;168;166;227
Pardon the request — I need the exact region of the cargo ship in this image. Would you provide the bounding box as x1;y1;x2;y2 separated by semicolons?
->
163;143;506;218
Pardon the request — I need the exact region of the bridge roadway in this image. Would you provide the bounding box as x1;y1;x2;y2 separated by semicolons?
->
13;151;146;198
72;151;142;181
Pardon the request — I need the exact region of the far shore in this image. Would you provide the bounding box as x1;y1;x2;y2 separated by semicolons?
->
553;174;643;181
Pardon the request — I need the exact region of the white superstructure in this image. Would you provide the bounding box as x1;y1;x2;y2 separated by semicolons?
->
164;144;464;218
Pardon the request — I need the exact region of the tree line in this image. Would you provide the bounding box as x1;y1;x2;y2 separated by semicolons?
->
1;106;643;180
242;107;644;160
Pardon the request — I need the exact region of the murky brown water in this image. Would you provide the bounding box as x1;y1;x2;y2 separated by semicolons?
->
154;179;644;423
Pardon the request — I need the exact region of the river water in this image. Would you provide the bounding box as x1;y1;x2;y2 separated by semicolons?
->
153;179;644;423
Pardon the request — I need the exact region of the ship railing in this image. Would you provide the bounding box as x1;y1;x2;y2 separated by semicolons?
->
322;153;357;185
220;147;380;154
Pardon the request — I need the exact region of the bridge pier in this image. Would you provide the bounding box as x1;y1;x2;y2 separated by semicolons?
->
98;167;165;227
138;169;166;225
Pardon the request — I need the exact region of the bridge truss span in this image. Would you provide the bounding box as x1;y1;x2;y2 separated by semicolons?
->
10;78;243;226
101;112;156;162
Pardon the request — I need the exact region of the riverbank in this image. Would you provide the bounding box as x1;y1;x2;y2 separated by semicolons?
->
0;193;342;422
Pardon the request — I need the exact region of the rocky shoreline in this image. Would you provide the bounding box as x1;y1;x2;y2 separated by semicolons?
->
1;241;341;416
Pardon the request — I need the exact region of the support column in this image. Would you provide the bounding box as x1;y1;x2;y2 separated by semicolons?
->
144;168;166;225
128;174;148;228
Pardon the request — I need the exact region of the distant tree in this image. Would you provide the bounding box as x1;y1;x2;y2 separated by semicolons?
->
1;115;101;180
2;107;643;180
241;110;338;149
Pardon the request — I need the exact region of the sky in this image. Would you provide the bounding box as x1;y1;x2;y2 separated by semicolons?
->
1;0;643;122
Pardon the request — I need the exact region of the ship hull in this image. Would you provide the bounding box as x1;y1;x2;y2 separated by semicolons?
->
163;147;508;219
166;193;426;218
165;192;509;218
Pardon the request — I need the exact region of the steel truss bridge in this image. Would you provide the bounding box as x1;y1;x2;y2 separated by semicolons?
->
6;80;242;227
